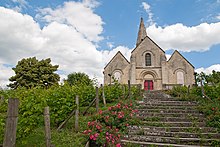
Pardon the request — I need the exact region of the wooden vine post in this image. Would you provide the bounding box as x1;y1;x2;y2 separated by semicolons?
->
3;98;19;147
128;80;131;99
75;95;79;132
96;87;99;112
44;107;51;147
101;84;106;107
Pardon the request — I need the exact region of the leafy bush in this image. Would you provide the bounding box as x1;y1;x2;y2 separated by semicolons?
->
83;100;139;146
103;83;123;103
0;82;141;144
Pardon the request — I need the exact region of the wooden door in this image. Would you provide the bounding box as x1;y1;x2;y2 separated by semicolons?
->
144;80;154;90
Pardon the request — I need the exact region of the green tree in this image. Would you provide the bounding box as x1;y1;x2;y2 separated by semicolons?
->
66;72;94;87
8;57;60;89
206;70;220;86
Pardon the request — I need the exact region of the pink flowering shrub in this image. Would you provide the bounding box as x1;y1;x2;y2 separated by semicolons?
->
83;100;138;146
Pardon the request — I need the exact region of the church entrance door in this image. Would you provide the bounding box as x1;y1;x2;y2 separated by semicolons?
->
144;80;153;90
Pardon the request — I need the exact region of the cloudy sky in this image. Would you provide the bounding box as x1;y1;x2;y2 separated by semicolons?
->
0;0;220;88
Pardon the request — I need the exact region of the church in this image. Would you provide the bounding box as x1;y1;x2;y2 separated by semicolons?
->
103;18;195;90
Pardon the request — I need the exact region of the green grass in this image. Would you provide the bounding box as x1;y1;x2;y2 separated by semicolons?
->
16;114;92;147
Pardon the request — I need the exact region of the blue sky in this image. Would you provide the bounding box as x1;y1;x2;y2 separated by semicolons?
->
0;0;220;87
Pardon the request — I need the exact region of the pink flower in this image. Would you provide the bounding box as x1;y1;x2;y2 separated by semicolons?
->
83;130;88;134
99;110;103;115
117;103;121;108
96;125;101;130
94;133;99;138
90;135;94;140
117;111;124;119
108;107;112;111
116;143;121;147
88;122;91;126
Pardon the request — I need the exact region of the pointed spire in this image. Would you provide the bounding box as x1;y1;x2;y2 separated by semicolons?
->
136;17;147;46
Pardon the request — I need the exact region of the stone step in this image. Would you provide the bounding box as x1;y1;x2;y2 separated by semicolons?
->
137;116;205;122
143;98;180;101
137;105;199;110
138;103;198;107
137;108;200;114
142;121;206;127
137;112;204;117
128;130;220;139
127;126;219;133
121;140;207;147
123;135;220;146
144;101;197;105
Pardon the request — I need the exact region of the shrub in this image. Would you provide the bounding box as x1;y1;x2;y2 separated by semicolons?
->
83;100;139;146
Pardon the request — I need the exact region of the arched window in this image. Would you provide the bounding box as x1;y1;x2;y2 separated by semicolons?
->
177;71;184;85
113;71;122;82
145;53;151;66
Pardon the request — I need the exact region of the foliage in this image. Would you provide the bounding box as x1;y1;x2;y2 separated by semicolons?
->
205;70;220;86
0;81;141;145
101;81;141;104
195;70;220;86
8;57;60;89
102;83;123;103
166;71;220;131
66;72;94;87
165;86;188;98
83;100;139;146
0;84;95;143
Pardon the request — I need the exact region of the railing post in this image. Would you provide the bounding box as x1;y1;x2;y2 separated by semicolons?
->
200;80;205;97
75;95;79;132
128;80;131;99
44;106;51;147
3;98;19;147
101;84;106;107
96;87;99;112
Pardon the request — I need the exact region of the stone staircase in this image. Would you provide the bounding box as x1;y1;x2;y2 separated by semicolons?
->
122;91;220;147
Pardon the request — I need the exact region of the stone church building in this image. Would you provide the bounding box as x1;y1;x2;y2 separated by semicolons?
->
103;18;195;90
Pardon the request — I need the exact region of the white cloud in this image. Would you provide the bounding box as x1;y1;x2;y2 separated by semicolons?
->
142;2;154;26
0;64;14;88
147;22;220;52
196;64;220;74
10;0;29;12
0;7;46;63
82;0;100;8
36;1;103;42
107;42;114;49
216;14;220;20
101;46;132;65
0;1;105;87
165;54;171;61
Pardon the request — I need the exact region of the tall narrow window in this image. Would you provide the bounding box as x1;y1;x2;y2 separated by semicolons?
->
113;71;121;82
177;71;184;85
145;53;151;66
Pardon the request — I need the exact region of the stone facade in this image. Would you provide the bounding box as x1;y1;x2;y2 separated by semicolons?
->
103;18;195;90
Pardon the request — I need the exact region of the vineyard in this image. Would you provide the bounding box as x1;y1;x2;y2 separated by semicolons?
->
0;82;141;146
